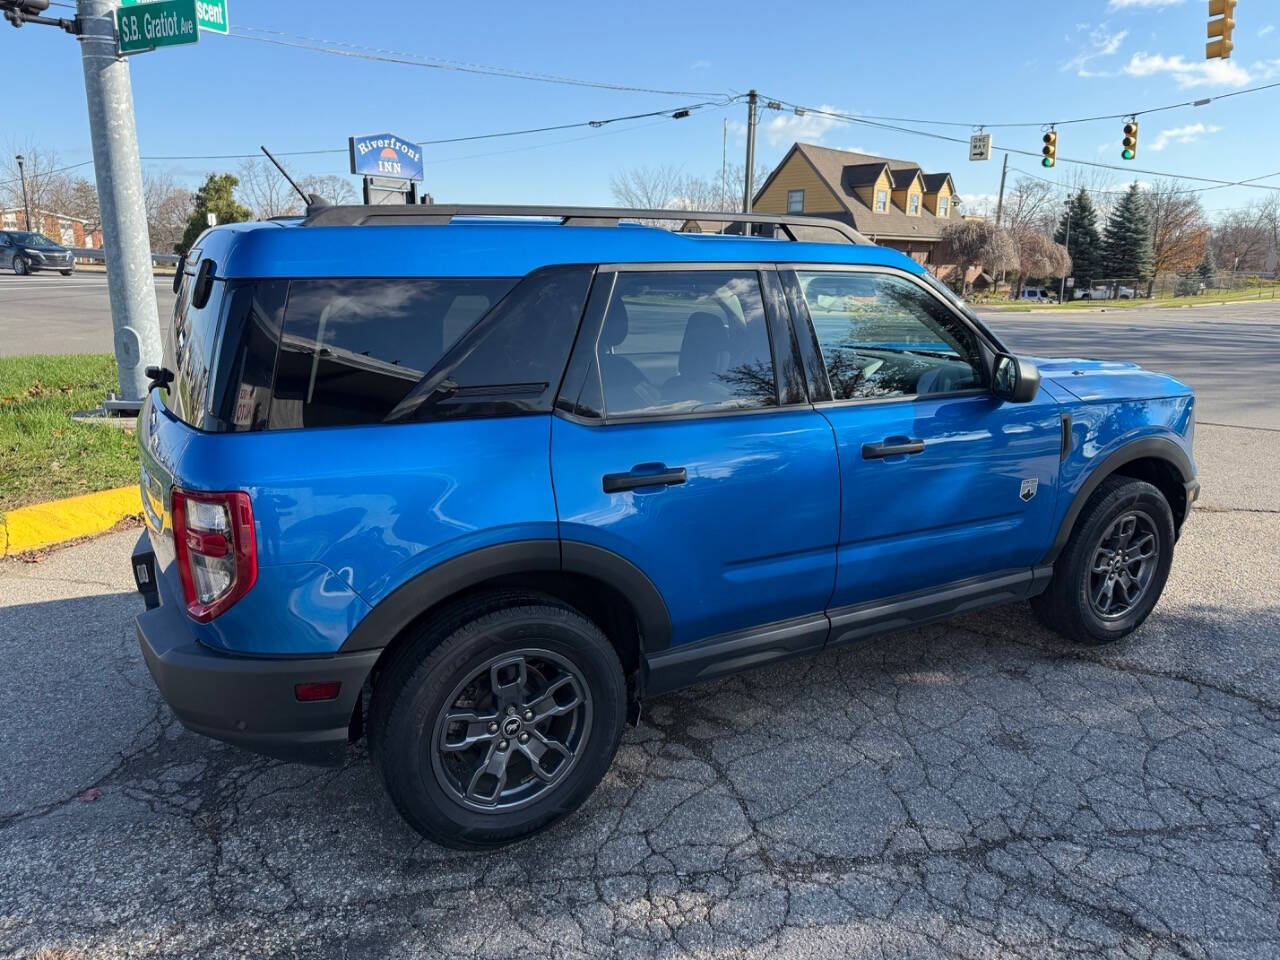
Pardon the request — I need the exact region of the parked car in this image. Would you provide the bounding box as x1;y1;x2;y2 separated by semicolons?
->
1018;288;1057;303
0;229;75;275
1075;284;1138;301
133;206;1199;848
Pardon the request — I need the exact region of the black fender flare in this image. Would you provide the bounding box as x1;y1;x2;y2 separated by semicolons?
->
339;539;672;654
1042;436;1194;565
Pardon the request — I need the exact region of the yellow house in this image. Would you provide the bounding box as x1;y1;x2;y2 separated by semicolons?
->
753;143;962;268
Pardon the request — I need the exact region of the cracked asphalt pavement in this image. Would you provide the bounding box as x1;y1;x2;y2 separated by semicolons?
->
3;314;1279;958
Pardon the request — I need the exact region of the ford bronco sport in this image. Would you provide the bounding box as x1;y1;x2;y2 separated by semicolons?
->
134;205;1198;848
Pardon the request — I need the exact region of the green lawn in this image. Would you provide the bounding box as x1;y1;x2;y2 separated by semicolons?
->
0;354;138;511
979;286;1280;312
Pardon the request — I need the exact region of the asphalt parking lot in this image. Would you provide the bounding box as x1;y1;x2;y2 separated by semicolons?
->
2;305;1279;958
0;273;175;357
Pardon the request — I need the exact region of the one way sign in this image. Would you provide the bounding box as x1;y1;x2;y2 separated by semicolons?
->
969;133;992;162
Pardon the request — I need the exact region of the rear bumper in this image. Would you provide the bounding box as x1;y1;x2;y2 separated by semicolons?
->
133;535;380;765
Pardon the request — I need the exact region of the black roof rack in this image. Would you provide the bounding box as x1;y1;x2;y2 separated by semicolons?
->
300;204;871;245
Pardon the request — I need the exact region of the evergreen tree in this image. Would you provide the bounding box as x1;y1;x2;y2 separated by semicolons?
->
1100;182;1154;280
1054;188;1102;286
178;173;251;254
1196;242;1217;287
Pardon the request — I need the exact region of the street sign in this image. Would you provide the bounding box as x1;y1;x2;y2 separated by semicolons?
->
116;0;198;54
349;133;424;182
969;133;992;162
122;0;228;34
1065;277;1075;287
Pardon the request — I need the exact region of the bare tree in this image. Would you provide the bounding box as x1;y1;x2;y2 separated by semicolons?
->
298;174;357;206
1144;180;1208;285
935;220;1018;292
1;141;79;220
610;162;772;220
1001;177;1057;235
235;157;304;219
1010;228;1071;296
143;169;193;254
1212;195;1279;272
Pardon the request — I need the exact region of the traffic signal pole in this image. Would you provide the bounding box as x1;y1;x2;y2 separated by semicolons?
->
76;0;161;408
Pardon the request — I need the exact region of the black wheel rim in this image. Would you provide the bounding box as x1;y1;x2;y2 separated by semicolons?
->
430;648;592;813
1089;510;1159;620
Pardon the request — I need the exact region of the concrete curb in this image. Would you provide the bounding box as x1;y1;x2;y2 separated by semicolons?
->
0;486;141;557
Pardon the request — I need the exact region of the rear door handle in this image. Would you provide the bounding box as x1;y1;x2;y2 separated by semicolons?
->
602;466;687;493
862;438;925;459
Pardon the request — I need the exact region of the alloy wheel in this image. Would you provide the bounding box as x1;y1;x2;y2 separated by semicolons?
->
1088;510;1159;619
430;648;592;813
13;255;28;276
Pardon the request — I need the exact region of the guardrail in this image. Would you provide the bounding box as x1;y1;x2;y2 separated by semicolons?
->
71;248;181;266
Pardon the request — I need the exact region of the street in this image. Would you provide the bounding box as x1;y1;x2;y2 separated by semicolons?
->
2;311;1278;958
0;274;176;358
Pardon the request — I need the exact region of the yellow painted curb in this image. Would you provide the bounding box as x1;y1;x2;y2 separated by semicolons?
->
0;485;142;557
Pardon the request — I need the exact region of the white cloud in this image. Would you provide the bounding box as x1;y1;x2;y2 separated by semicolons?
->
1109;0;1183;7
1261;25;1275;37
1148;123;1222;151
1124;52;1251;87
689;59;711;70
1062;26;1128;77
762;104;846;147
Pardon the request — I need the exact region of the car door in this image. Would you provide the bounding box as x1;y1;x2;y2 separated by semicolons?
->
551;265;841;662
0;233;12;269
781;266;1063;638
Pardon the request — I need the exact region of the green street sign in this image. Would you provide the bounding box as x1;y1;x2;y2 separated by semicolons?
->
117;0;199;53
121;0;228;36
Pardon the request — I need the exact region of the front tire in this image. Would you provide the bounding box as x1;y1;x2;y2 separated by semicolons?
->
369;593;626;848
12;255;29;276
1032;476;1175;645
60;269;73;277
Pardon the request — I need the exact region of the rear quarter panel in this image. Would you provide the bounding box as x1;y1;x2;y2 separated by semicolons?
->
143;394;558;654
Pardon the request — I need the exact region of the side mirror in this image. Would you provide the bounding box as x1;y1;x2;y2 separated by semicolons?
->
992;353;1040;403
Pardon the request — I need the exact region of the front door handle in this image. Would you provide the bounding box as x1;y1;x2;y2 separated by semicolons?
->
602;465;687;493
862;438;925;459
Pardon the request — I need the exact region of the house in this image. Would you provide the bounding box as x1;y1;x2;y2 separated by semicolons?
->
0;207;101;249
752;143;967;275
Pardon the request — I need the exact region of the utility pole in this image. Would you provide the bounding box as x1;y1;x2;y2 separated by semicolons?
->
15;154;32;230
720;118;728;212
994;152;1009;227
742;89;758;215
76;0;161;409
1059;199;1071;304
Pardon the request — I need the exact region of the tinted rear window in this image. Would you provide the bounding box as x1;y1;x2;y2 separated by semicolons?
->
165;264;223;428
270;277;516;428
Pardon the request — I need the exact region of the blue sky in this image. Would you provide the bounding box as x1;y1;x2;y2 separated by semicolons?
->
6;0;1280;216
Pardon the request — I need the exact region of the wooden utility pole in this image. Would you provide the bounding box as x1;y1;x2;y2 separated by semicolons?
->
742;90;758;214
994;152;1009;227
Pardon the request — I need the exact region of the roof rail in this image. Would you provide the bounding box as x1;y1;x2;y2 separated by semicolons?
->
300;204;871;245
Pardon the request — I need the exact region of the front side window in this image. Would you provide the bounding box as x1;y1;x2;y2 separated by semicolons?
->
787;189;804;213
797;271;985;402
908;193;921;215
874;189;887;213
596;270;778;418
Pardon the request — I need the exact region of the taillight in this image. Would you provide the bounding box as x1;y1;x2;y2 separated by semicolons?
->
171;488;258;622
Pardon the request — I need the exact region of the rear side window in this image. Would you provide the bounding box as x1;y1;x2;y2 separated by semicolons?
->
270;277;515;428
165;260;224;428
595;270;778;418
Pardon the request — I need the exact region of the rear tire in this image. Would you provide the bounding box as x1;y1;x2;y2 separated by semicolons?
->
1031;476;1175;645
369;592;626;848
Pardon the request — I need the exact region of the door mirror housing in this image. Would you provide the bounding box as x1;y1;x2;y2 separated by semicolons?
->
992;353;1040;403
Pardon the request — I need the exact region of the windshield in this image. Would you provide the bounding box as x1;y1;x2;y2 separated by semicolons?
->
9;232;58;248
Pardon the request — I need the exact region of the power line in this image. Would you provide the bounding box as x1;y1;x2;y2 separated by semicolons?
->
225;26;727;98
769;100;1280;192
771;80;1280;131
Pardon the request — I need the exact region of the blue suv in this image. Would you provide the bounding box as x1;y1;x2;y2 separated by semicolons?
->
134;205;1198;847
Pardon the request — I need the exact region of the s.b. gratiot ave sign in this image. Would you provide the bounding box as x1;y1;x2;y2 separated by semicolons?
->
348;133;424;182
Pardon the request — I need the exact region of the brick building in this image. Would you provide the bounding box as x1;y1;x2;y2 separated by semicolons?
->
0;207;101;249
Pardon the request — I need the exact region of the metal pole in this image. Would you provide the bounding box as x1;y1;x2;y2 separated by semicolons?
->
1060;205;1070;303
994;152;1008;227
15;155;32;230
76;0;161;407
742;90;757;215
720;118;728;213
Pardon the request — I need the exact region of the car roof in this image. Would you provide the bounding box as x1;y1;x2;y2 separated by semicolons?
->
194;219;929;280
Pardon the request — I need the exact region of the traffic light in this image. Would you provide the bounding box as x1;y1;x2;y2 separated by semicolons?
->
1122;121;1139;161
1042;130;1057;168
1207;0;1236;59
2;1;51;27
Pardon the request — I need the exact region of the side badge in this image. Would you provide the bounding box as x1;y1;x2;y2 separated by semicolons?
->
1020;478;1038;502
